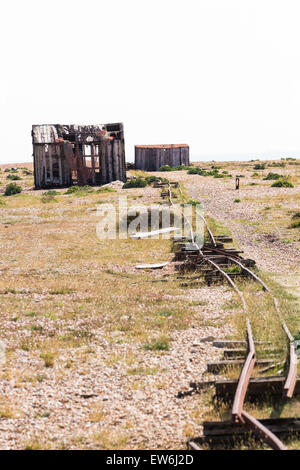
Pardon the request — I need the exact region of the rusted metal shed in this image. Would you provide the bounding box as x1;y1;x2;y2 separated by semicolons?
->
32;123;126;188
135;144;189;171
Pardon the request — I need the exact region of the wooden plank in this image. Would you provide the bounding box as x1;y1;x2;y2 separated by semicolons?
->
188;418;300;449
48;145;53;183
223;348;279;358
58;145;63;186
33;148;38;187
100;142;107;184
34;146;40;187
207;359;274;373
203;417;300;436
91;144;96;185
106;141;113;182
121;140;126;181
113;140;119;180
41;146;46;186
213;340;270;348
215;376;300;399
173;147;181;167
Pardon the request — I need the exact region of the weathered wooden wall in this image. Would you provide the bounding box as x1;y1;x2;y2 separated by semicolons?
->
33;144;72;188
135;145;189;171
32;123;126;188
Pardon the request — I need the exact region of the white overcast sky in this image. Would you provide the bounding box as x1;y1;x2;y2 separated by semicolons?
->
1;0;300;163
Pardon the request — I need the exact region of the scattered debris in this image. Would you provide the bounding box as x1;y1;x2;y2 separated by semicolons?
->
135;262;169;270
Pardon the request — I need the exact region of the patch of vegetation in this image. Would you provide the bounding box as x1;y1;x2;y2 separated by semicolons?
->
159;310;174;317
187;167;231;177
41;190;58;203
40;351;55;368
144;175;160;184
253;163;265;170
268;162;286;167
4;183;22;196
49;287;74;295
234;198;241;203
159;164;190;171
64;185;94;195
289;219;300;229
123;178;148;188
7;174;22;180
144;336;170;351
159;165;172;171
24;441;43;451
214;173;229;178
97;187;117;193
172;165;190;171
223;265;242;274
127;367;159;375
186;199;201;206
187;167;200;174
271;180;294;188
263;172;282;180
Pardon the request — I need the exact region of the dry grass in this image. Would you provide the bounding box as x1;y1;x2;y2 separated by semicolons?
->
0;159;299;450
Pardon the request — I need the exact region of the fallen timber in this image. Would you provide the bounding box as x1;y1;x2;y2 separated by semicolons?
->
189;376;300;401
187;418;300;450
207;359;274;374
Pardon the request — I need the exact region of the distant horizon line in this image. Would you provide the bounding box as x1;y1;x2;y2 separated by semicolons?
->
1;152;300;165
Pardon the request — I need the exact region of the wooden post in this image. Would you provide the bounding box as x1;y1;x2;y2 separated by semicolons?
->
236;177;240;190
100;142;107;184
120;140;126;181
107;141;113;182
111;140;118;180
49;145;53;183
58;144;63;186
42;146;47;186
91;144;96;185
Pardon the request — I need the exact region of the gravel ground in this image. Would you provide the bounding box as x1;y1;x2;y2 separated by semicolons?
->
157;170;300;274
0;286;233;450
0;167;236;450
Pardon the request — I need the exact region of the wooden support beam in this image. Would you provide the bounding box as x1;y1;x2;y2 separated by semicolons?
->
49;145;53;182
58;145;63;186
91;144;96;185
214;376;300;399
207;359;274;373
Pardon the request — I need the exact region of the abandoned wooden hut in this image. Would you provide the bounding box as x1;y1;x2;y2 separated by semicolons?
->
135;144;189;171
32;123;126;188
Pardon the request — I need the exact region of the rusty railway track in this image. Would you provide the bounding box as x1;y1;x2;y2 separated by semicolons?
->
162;179;298;450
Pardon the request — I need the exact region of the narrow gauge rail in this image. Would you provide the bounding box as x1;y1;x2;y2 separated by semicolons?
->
162;179;298;450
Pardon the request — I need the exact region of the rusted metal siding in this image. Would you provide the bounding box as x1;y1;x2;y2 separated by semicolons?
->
134;144;189;171
32;123;126;188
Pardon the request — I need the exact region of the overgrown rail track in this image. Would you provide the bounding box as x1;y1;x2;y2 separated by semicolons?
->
156;178;299;450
